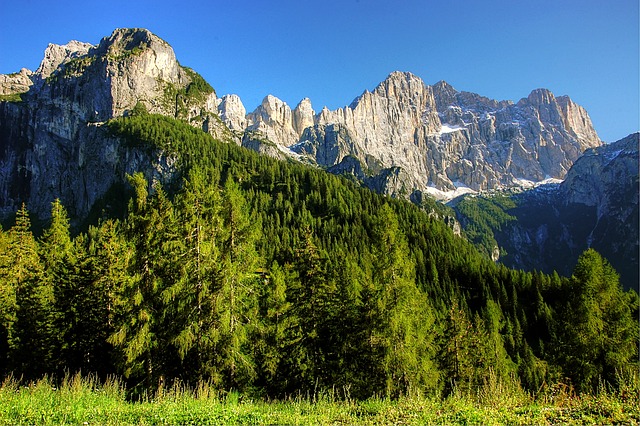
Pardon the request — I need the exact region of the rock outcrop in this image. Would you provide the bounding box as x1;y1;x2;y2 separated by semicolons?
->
292;98;315;136
560;133;638;210
217;94;247;132
35;41;93;80
246;95;299;147
0;69;34;96
0;28;226;222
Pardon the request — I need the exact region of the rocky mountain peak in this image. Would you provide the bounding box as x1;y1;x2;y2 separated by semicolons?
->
218;94;247;131
286;72;602;199
521;88;556;107
0;27;225;220
373;71;430;105
293;98;315;135
516;88;600;151
556;95;601;143
35;40;93;79
95;28;166;56
431;80;459;108
246;95;298;146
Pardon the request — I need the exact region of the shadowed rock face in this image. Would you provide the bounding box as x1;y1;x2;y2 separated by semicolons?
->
459;133;638;290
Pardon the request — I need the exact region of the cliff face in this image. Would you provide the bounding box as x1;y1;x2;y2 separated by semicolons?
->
0;28;227;222
236;71;601;199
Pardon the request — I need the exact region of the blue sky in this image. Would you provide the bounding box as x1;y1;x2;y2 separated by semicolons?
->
1;0;638;142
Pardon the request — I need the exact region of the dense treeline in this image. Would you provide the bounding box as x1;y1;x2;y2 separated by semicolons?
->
0;113;637;399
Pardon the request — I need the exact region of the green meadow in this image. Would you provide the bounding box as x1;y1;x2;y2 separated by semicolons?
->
1;372;638;425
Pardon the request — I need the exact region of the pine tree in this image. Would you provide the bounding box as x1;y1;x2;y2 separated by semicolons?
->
109;174;176;391
162;169;225;385
216;177;262;389
283;229;335;392
481;298;516;383
87;218;131;377
254;261;292;393
438;299;471;395
368;204;439;397
0;228;17;376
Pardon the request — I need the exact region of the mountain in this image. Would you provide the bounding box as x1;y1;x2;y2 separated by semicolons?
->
0;28;235;223
0;28;637;397
229;71;601;200
0;27;609;229
454;133;639;290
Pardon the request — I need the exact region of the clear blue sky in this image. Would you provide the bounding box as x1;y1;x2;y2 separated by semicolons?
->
1;0;638;142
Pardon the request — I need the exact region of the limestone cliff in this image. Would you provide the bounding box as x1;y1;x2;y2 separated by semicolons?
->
0;28;228;222
239;71;601;200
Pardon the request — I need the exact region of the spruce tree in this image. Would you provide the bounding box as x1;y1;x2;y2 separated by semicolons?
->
109;174;176;391
217;177;262;389
162;169;225;385
369;204;439;397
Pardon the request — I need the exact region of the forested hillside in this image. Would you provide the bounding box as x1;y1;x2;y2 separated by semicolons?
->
453;133;639;292
0;112;637;399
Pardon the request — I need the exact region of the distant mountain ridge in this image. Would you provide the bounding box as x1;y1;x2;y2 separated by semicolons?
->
0;27;608;226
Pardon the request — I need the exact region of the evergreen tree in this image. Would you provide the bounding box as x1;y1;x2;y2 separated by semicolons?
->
162;169;225;385
217;177;262;389
109;174;176;391
283;229;335;393
254;261;292;393
368;204;439;396
7;204;52;378
87;218;132;377
553;249;639;392
438;299;476;395
0;228;17;376
480;298;517;383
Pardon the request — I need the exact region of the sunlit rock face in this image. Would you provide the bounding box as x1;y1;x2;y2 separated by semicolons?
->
241;71;601;200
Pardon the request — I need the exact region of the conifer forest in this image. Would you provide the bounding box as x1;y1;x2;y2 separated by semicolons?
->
0;112;637;404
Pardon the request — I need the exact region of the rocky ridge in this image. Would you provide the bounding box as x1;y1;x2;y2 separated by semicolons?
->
223;71;601;200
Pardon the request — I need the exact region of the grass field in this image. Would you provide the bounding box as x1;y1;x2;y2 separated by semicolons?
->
0;372;638;425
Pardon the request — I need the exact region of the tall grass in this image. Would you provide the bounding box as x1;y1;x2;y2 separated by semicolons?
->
0;371;637;425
